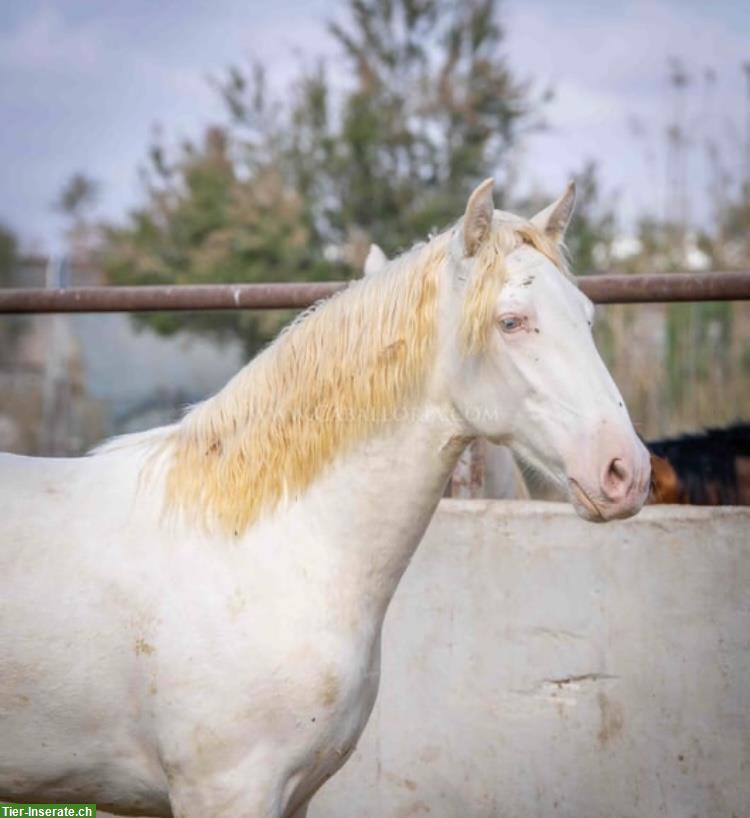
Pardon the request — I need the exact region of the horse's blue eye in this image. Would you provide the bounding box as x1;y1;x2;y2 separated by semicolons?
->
499;317;523;333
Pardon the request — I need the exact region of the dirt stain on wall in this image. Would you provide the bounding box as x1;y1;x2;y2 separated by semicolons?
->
597;692;624;747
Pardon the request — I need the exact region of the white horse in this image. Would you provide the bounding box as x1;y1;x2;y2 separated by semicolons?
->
0;179;650;818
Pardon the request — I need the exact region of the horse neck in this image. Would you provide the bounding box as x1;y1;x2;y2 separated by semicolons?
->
269;401;470;620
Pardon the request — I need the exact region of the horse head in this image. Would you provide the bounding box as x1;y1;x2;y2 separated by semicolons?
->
438;179;651;521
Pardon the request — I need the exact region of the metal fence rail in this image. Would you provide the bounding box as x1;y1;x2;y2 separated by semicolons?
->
2;272;750;313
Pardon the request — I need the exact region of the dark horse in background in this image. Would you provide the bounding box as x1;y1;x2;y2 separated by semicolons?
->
648;422;750;505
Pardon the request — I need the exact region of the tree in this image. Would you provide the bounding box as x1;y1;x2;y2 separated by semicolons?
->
102;0;540;353
0;224;25;360
55;173;100;224
55;172;103;275
0;224;17;287
562;162;617;274
103;127;334;355
292;0;539;252
301;0;537;252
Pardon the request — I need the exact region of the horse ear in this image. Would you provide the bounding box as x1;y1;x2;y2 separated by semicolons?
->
530;181;576;243
364;244;388;277
463;178;495;256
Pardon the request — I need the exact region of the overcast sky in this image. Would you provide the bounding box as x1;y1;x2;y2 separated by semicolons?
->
1;0;748;253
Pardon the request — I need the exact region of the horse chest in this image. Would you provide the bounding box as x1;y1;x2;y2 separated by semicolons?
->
285;635;381;810
255;614;382;758
153;569;383;766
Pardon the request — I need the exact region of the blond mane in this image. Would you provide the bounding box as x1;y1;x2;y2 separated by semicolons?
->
163;218;563;534
460;220;567;355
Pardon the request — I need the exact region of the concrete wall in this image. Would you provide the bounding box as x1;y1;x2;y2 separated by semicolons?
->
311;500;750;818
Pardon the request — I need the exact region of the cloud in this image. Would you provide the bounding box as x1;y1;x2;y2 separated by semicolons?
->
0;4;103;72
0;0;747;249
502;0;750;228
0;0;335;250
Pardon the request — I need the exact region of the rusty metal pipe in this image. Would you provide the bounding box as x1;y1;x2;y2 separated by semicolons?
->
581;272;750;304
0;282;347;313
1;273;750;314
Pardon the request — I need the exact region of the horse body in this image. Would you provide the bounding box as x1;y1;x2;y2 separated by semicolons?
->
0;446;171;812
1;413;461;817
1;180;650;817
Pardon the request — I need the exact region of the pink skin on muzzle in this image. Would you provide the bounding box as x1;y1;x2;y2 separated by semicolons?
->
563;425;652;522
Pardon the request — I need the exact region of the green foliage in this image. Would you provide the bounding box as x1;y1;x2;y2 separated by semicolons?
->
55;173;99;221
703;184;750;270
0;224;26;359
103;128;338;355
312;0;533;251
666;300;733;407
563;161;616;274
102;0;538;352
0;224;17;287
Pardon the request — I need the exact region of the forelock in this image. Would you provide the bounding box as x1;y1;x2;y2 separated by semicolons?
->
458;217;569;356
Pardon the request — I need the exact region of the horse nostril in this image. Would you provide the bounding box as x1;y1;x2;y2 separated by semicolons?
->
604;457;631;499
610;458;627;481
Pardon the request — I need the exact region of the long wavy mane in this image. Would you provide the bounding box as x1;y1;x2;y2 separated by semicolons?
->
162;217;564;535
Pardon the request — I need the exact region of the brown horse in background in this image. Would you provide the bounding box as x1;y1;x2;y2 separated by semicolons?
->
648;422;750;506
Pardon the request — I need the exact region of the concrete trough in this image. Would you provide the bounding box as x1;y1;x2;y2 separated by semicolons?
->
312;500;750;818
